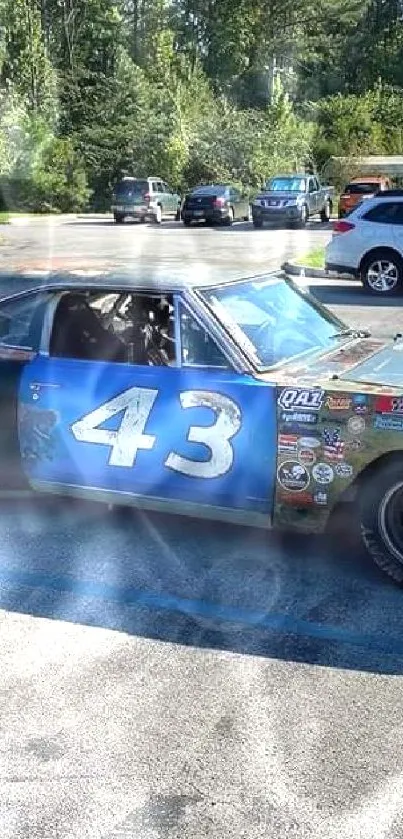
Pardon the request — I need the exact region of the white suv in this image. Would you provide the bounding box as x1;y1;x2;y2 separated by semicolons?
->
325;191;403;295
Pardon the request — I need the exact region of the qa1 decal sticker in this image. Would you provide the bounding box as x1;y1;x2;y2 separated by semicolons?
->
71;386;242;479
312;462;334;485
278;388;324;412
277;461;310;492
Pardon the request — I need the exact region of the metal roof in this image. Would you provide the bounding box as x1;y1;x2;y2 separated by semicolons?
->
331;156;403;175
0;267;286;302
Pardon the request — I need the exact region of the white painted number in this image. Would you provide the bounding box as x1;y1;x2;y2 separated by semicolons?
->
165;390;241;478
71;386;158;467
70;386;241;479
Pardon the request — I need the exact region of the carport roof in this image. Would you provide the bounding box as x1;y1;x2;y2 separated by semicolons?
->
331;156;403;175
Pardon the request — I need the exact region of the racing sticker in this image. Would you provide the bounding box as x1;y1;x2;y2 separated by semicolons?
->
278;388;324;412
323;428;344;461
374;396;403;415
297;436;321;449
277;461;310;492
278;490;313;506
373;414;403;432
352;394;370;415
312;462;334;485
278;433;298;454
313;490;328;505
325;395;352;411
335;462;353;478
298;448;316;467
280;412;319;427
347;416;365;436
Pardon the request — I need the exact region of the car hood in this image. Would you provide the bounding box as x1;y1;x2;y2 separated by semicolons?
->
256;191;302;201
259;336;403;393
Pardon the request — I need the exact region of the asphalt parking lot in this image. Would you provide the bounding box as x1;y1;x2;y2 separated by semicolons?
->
1;216;403;839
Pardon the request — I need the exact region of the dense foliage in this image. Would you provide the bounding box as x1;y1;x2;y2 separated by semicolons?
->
0;0;403;210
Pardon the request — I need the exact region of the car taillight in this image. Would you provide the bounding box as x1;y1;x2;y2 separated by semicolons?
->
213;196;225;208
333;220;355;234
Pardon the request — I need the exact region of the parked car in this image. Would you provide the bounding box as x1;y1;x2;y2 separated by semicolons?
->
338;176;392;218
325;189;403;295
3;268;403;583
181;184;251;226
252;174;335;228
111;177;181;224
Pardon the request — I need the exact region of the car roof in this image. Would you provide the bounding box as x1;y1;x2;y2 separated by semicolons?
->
0;267;288;303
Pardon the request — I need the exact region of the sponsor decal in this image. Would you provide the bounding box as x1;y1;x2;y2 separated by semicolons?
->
374;395;403;415
373;414;403;432
278;490;313;506
298;448;316;467
323;428;345;461
345;439;362;451
278;388;324;412
313;490;328;506
297;436;321;449
280;412;319;426
352;394;370;414
347;415;365;436
312;462;334;485
325;395;352;411
278;434;298;454
335;462;354;478
277;461;310;492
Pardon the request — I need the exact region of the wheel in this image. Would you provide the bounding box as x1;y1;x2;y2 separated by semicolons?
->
140;216;146;224
359;460;403;583
175;207;181;221
252;216;263;229
361;249;403;295
153;204;162;224
244;205;252;222
320;200;331;223
183;218;191;227
114;213;124;224
224;206;234;226
298;204;308;228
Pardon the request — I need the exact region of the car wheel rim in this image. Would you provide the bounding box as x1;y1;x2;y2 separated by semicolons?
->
378;481;403;563
367;259;399;292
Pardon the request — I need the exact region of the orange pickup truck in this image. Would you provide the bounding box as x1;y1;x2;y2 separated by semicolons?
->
338;176;391;218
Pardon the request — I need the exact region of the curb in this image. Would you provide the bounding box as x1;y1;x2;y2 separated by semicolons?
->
281;261;352;279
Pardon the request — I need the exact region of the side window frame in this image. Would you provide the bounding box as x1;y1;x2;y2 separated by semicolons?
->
174;295;233;370
0;290;51;354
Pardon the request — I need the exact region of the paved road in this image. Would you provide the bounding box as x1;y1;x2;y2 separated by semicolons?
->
1;217;403;839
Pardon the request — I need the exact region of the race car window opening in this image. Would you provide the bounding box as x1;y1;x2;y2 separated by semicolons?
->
178;301;230;369
0;292;50;351
198;276;347;370
48;291;177;367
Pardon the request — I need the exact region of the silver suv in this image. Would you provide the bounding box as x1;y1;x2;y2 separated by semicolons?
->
111;177;181;224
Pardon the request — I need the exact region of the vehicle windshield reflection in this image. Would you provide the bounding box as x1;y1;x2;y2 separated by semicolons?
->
199;276;346;370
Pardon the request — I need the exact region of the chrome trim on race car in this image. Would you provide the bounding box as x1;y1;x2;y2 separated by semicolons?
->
29;480;273;529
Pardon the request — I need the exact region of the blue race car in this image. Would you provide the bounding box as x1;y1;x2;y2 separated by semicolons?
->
2;268;403;582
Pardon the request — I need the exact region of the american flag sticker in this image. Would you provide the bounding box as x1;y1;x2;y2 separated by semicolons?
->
278;434;298;453
323;428;345;461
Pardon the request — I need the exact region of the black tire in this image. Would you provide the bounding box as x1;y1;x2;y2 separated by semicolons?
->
320;200;331;223
298;204;308;228
175;207;181;221
114;213;124;224
224;206;234;226
360;248;403;296
252;217;263;229
183;218;191;227
359;460;403;584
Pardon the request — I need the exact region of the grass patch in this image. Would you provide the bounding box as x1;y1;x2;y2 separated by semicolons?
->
293;246;325;269
0;212;10;224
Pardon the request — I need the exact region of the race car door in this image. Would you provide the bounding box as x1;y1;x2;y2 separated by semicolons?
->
18;292;278;523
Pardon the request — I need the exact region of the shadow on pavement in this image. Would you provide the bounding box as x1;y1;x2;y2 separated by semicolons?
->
0;496;402;675
309;282;403;307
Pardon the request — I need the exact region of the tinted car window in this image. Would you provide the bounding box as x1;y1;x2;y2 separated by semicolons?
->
192;186;225;195
345;182;379;195
0;293;50;349
114;180;148;197
362;202;400;223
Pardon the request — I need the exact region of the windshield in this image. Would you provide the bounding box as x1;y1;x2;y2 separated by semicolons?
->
199;276;344;369
344;182;379;194
113;180;148;197
267;177;306;192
